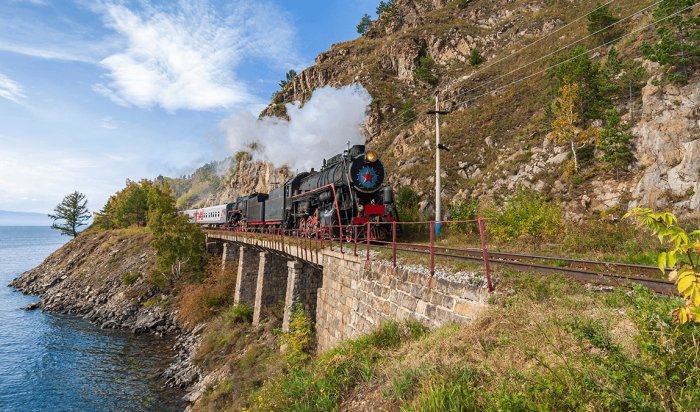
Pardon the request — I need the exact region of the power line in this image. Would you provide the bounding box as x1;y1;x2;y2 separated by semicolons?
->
382;0;693;141
442;0;663;104
379;0;627;138
387;2;699;150
442;0;619;92
453;2;697;109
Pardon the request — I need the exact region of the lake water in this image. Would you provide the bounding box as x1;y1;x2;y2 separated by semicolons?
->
0;226;186;411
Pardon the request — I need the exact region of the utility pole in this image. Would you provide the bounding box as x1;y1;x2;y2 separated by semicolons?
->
427;95;450;237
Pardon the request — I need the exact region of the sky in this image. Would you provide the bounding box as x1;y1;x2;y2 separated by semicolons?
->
0;0;380;214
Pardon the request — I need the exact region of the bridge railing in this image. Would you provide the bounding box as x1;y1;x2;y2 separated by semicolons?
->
205;218;494;293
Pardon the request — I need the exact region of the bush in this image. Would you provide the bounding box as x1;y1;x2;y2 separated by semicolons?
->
414;55;438;85
486;189;563;242
281;304;314;367
468;48;483;66
177;258;238;327
224;304;254;324
641;0;700;83
447;199;479;234
400;100;416;126
121;271;140;285
587;1;620;43
395;186;420;222
251;321;427;411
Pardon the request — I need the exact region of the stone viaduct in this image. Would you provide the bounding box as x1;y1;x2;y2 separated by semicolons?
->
205;230;489;351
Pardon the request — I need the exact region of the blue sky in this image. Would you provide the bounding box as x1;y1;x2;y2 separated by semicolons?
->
0;0;379;214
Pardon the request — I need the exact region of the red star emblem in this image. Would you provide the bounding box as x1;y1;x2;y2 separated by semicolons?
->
363;171;373;183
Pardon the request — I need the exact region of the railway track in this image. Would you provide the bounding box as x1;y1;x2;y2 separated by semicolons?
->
206;229;677;295
373;242;676;295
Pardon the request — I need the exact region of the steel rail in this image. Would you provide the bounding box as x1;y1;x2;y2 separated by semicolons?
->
375;244;675;295
383;242;665;275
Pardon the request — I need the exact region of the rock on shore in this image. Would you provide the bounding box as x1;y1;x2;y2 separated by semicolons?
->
9;228;202;392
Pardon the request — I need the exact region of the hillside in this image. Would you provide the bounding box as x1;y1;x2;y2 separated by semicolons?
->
165;155;291;209
174;0;699;221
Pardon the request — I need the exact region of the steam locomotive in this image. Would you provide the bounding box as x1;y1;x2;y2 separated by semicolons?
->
180;145;397;239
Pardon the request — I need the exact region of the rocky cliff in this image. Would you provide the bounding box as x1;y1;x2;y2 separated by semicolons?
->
168;153;292;209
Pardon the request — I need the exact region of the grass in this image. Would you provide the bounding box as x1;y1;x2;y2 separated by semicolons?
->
221;271;699;411
249;321;429;411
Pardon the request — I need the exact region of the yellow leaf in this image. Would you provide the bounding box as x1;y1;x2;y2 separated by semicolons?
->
658;252;667;273
673;307;689;324
667;250;677;268
693;307;700;323
677;274;696;295
692;290;700;307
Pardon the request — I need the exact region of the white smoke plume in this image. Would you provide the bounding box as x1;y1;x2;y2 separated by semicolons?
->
220;84;373;172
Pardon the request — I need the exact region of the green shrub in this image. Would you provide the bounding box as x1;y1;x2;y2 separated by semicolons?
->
414;55;438;85
468;48;483;66
357;13;372;34
486;189;563;242
447;199;479;234
121;271;140;285
587;1;620;43
224;303;254;324
376;0;396;18
281;304;314;367
252;321;427;411
641;0;700;83
395;186;421;222
400;100;416;125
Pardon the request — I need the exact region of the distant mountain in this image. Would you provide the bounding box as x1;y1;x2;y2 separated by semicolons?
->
0;210;52;226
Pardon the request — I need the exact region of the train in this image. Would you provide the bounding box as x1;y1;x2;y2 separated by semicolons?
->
180;145;397;239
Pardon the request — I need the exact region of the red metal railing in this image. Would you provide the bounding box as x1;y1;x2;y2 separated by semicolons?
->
205;217;495;293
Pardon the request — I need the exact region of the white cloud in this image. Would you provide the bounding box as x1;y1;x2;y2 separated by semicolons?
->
0;73;26;103
11;0;49;5
94;1;300;112
99;115;121;130
221;85;373;172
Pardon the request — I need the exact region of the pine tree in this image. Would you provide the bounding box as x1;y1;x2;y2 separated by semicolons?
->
376;0;395;17
357;14;372;34
278;70;297;88
48;191;90;237
469;48;484;66
641;0;700;83
414;55;438;85
599;108;634;176
587;1;620;43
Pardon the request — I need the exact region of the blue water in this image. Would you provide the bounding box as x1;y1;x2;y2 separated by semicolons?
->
0;227;186;411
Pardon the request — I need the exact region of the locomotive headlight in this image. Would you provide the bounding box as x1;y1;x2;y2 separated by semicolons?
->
358;204;364;212
365;151;378;162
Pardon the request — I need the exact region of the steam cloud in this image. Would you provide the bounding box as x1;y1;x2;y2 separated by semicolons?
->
220;84;373;172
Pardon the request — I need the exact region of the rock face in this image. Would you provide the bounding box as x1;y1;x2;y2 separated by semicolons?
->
204;153;292;207
9;229;202;390
630;73;700;213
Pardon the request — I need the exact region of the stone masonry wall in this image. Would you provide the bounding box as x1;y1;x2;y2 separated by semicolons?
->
253;251;290;325
234;246;259;306
282;261;323;331
316;250;488;351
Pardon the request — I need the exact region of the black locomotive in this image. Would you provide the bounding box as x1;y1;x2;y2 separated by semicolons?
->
182;145;397;239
